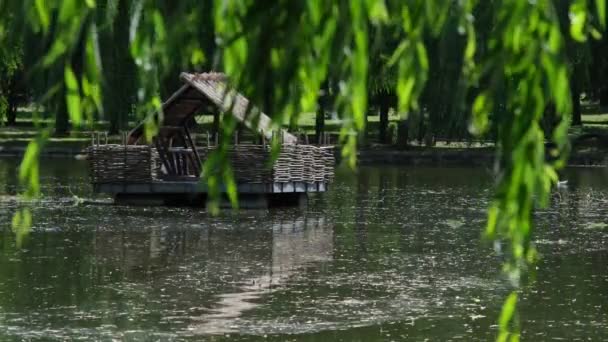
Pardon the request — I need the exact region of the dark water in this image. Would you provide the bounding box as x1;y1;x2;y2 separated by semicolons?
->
0;158;607;341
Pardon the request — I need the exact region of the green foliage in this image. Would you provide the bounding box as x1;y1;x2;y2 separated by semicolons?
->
0;1;607;340
497;292;519;342
12;129;49;246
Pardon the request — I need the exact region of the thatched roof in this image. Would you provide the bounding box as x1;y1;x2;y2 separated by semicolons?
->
128;72;298;144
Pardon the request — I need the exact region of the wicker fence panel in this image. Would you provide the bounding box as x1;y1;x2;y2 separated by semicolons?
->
320;146;336;182
200;144;335;184
87;145;161;183
87;144;334;184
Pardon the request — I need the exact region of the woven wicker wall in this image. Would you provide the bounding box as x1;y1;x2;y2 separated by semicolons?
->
200;144;335;184
87;145;161;183
87;144;335;184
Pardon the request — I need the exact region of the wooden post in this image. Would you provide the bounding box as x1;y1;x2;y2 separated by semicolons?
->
379;96;389;144
183;125;201;176
154;136;176;176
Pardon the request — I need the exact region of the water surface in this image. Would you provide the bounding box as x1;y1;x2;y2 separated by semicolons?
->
0;158;607;341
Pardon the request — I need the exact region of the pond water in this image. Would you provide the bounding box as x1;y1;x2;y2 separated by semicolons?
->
0;158;607;341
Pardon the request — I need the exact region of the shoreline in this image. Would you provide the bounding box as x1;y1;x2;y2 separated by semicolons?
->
0;145;606;167
357;147;608;167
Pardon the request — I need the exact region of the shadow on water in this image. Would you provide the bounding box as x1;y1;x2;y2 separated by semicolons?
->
0;159;606;340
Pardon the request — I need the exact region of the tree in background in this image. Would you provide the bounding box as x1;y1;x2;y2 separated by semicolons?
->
588;34;608;107
0;41;25;126
98;0;137;134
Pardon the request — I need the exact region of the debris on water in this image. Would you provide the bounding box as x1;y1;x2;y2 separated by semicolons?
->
584;222;608;230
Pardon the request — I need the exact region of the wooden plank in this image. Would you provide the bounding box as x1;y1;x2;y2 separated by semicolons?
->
95;180;328;195
167;147;194;152
128;84;192;143
184;125;202;175
283;182;295;192
154;137;175;175
178;98;206;104
295;182;306;192
180;73;298;144
272;183;282;193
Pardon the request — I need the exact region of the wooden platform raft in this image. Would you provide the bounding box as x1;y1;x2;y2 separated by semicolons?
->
87;72;335;206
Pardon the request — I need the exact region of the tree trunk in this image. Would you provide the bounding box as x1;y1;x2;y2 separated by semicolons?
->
4;77;18;126
55;98;69;136
315;106;324;144
358;110;369;146
599;86;608;108
104;0;136;134
211;110;220;142
571;80;582;126
6;100;17;126
396;119;409;148
378;95;389;144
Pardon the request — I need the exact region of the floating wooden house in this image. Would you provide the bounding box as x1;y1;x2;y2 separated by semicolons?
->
87;72;334;208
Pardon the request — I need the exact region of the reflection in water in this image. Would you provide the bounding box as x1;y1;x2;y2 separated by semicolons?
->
190;217;332;334
0;206;335;340
0;159;607;340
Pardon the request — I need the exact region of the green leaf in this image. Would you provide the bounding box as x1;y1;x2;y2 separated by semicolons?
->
223;164;239;210
42;43;67;68
190;48;206;66
553;66;571;115
12;208;32;247
485;204;499;238
465;26;476;60
569;0;588;42
19;141;40;193
34;0;50;32
84;29;102;115
388;41;408;67
367;0;388;24
64;65;82;127
307;0;322;25
470;92;491;136
497;292;519;342
152;10;167;42
59;0;78;24
397;57;415;115
597;0;606;28
415;42;428;71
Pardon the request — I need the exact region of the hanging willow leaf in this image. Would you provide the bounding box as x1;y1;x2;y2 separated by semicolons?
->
34;0;50;33
497;292;519;342
64;64;82;127
597;0;607;28
570;0;588;42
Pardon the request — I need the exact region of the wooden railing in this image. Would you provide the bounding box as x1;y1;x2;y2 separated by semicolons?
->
153;126;202;180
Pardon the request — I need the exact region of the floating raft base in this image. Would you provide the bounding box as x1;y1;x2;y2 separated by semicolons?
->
95;180;327;209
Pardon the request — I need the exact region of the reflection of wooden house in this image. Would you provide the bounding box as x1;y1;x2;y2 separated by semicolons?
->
87;72;334;208
90;212;333;334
